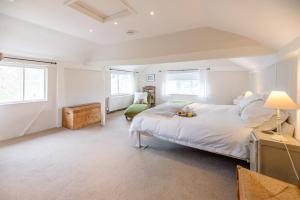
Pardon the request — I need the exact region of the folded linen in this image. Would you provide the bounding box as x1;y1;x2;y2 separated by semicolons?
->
143;100;193;117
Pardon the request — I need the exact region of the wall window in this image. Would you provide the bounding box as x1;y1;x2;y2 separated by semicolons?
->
0;63;47;104
165;70;207;98
111;72;134;95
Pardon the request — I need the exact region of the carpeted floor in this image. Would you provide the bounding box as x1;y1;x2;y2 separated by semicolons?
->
0;111;248;200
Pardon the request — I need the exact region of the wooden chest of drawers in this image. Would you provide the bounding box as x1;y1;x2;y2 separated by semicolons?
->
62;103;101;130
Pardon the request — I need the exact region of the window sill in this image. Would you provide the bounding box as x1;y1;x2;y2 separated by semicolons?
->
110;94;133;97
0;100;48;106
167;94;199;96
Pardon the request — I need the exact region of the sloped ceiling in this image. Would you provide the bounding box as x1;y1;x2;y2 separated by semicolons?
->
0;0;299;49
0;14;273;65
230;55;278;72
0;14;99;64
0;0;299;68
89;27;273;64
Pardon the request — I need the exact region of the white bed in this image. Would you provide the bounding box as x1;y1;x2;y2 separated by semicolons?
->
129;102;254;161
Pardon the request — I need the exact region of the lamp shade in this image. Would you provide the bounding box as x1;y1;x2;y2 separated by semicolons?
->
264;91;298;110
244;91;253;98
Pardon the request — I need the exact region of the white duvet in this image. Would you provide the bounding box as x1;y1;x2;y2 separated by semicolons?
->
129;102;253;160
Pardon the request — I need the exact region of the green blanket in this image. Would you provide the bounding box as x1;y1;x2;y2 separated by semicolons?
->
124;104;150;120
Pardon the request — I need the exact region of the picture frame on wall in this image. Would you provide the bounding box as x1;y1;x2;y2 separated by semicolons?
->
146;74;155;82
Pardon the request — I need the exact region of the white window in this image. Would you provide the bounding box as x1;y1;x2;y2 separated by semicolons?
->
0;63;47;104
111;72;134;95
165;70;207;98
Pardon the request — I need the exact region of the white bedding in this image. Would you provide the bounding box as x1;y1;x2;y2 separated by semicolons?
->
129;102;253;160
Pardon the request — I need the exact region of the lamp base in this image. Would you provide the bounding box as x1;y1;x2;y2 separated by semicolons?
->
271;134;288;142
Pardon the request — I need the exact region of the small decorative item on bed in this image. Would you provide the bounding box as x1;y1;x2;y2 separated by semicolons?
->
176;110;195;117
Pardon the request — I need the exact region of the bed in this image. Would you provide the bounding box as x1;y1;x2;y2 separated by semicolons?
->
129;97;283;161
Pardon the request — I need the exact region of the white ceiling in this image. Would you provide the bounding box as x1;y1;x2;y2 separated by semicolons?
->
113;58;249;72
0;13;270;64
0;13;100;63
230;55;278;71
1;0;300;50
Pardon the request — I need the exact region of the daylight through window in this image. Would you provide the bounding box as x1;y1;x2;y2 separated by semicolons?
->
0;63;47;104
165;70;207;98
111;72;134;95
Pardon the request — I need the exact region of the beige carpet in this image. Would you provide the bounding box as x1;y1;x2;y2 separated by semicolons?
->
0;111;248;200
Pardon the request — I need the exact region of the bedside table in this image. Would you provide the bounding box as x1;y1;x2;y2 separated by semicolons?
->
249;130;300;185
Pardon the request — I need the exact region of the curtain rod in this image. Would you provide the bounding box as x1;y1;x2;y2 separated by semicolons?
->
167;69;198;72
3;56;57;65
161;68;211;72
109;68;138;73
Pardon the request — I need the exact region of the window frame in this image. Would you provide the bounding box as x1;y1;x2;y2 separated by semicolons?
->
165;71;203;96
110;72;134;96
166;79;201;96
0;62;48;106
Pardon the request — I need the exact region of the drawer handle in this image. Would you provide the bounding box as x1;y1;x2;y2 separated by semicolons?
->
249;140;254;144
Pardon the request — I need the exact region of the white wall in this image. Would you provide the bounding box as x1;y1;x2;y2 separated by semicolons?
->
206;71;250;104
64;68;104;106
0;13;108;140
297;53;300;140
63;68;105;124
253;56;299;139
0;66;57;141
138;63;250;105
0;63;108;141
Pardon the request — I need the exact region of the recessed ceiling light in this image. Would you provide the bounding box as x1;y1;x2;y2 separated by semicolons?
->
8;0;15;2
114;21;118;25
88;29;94;33
150;11;155;16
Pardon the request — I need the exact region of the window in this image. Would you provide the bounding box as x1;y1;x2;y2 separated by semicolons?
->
0;63;47;104
111;72;134;95
165;70;207;98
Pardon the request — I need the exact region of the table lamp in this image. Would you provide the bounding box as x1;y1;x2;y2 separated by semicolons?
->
264;91;298;141
244;91;253;98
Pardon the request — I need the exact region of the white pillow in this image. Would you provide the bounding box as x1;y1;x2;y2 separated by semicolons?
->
233;95;244;105
238;94;263;114
240;100;275;128
256;112;289;131
133;92;148;104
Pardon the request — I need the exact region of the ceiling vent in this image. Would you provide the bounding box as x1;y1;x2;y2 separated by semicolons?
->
126;29;138;36
64;0;137;23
